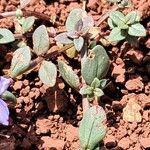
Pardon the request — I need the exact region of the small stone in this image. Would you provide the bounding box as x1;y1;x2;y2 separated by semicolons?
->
40;137;65;150
118;137;130;149
130;133;138;143
104;135;117;149
125;76;144;92
128;122;138;131
139;137;150;148
23;79;29;86
13;81;23;90
143;110;149;121
126;49;144;64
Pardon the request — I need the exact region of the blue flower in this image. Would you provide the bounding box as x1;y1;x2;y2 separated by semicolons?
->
0;76;11;126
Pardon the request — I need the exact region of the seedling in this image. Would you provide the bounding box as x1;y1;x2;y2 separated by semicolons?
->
55;8;95;52
108;10;146;44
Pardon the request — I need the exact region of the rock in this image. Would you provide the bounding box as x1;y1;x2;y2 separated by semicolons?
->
40;136;65;150
123;98;142;123
13;81;23;90
118;137;130;149
65;125;78;142
126;49;144;64
112;63;125;83
143;110;150;121
125;76;144;92
138;94;150;109
130;132;138;143
104;135;117;149
139;137;150;148
128;122;138;131
36;119;52;135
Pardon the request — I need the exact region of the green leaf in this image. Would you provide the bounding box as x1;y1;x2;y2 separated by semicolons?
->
10;46;31;78
79;86;93;95
89;41;97;49
109;11;126;27
125;11;140;25
81;45;110;85
91;78;100;88
99;79;108;89
39;60;57;87
22;16;35;33
73;37;84;52
55;32;73;44
108;18;116;29
128;23;146;37
0;28;15;44
82;15;94;29
33;25;50;55
79;106;107;150
1;91;16;103
66;8;86;32
65;46;77;58
108;27;126;42
58;60;80;89
94;88;104;97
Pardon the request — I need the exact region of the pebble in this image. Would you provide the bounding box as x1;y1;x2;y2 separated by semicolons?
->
139;137;150;149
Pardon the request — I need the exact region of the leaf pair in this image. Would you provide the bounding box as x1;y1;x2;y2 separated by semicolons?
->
17;16;35;33
55;8;94;52
108;11;146;42
80;78;107;99
10;25;57;87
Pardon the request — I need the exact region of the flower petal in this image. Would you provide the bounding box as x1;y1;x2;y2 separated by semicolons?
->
0;99;9;126
0;76;11;95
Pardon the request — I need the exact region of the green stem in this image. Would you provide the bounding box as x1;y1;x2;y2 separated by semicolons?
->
13;44;74;77
0;10;50;21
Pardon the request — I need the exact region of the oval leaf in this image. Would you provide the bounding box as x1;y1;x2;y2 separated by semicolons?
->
10;46;31;78
22;16;35;33
125;11;140;25
108;18;116;29
1;91;16;103
81;45;110;85
39;60;57;87
0;28;15;44
128;23;146;37
108;27;126;42
79;106;107;150
66;8;86;32
58;60;80;89
73;37;84;52
55;32;73;44
33;25;50;55
109;11;126;27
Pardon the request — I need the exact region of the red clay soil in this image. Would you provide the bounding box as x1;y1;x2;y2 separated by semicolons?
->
0;0;150;150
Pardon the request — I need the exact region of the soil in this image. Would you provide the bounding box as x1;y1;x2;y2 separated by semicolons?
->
0;0;150;150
